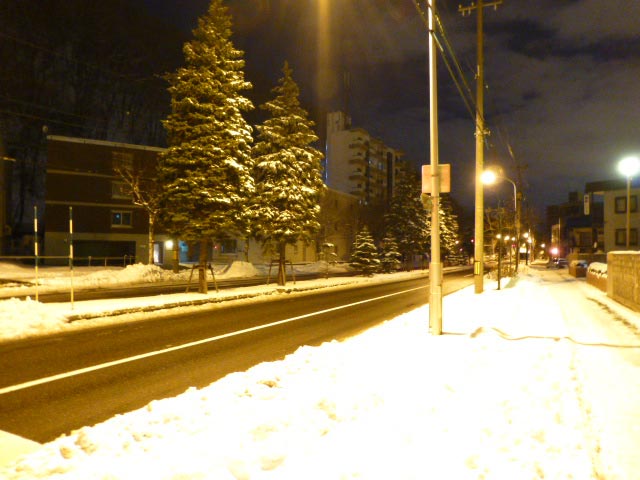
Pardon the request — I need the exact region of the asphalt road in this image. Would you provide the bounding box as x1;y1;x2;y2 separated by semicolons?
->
0;271;472;442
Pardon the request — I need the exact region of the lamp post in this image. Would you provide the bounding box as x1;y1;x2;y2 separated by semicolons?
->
617;156;640;249
496;233;503;289
481;169;520;271
505;235;512;271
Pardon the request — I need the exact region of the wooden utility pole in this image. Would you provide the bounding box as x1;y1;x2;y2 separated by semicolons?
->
459;0;503;294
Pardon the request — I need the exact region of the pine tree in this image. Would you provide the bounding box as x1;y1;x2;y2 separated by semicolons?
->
350;227;380;276
157;0;254;293
251;61;325;286
438;194;461;257
380;232;402;273
384;168;429;269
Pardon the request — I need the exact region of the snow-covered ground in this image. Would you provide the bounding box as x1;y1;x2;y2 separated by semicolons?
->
1;261;640;479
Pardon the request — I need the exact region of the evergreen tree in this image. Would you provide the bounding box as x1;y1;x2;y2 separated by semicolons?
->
423;193;461;258
380;232;402;273
157;0;254;293
350;227;380;276
251;61;325;286
384;168;429;269
438;194;461;257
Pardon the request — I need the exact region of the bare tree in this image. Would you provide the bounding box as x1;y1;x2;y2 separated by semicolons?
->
114;159;162;264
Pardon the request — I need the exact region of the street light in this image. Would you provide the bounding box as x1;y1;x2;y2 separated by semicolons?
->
482;168;520;272
617;155;640;249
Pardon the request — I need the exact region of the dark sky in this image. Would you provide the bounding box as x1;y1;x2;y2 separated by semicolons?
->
141;0;640;218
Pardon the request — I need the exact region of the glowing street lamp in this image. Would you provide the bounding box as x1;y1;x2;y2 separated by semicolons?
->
482;168;520;272
618;155;640;249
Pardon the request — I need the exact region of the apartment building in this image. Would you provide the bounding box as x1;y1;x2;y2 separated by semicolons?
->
325;111;403;205
547;179;640;258
602;186;639;250
45;135;170;265
43;135;360;266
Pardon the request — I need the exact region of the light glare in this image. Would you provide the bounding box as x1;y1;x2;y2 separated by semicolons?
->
618;156;640;177
481;170;497;185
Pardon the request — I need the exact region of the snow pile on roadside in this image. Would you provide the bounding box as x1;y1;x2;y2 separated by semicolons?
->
0;298;69;340
222;261;261;278
1;270;597;479
293;261;351;274
588;262;607;279
0;261;262;296
39;264;173;288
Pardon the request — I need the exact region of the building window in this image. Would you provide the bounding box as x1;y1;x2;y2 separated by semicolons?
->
111;210;132;227
615;195;638;213
219;239;237;254
111;181;131;199
615;228;638;246
112;151;134;170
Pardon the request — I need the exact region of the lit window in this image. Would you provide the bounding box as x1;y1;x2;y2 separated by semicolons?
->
111;210;132;227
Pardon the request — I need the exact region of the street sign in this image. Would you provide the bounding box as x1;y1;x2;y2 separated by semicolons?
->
584;193;590;215
421;164;451;194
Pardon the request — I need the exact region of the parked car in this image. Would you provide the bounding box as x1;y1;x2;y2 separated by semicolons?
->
556;258;568;268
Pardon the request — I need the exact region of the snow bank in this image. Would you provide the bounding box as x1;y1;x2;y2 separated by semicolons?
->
0;298;69;340
222;261;260;278
587;262;607;279
0;269;600;479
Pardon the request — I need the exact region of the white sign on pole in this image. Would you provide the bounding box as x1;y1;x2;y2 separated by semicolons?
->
584;193;590;215
421;164;451;194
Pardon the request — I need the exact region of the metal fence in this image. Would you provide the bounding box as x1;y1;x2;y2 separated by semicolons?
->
0;255;137;267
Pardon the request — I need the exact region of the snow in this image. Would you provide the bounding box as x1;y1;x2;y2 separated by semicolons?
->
1;261;640;479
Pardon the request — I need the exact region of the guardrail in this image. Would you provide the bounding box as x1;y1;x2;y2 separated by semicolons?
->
0;255;137;305
0;255;137;267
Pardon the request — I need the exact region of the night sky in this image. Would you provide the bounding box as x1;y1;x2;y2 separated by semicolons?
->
141;0;640;218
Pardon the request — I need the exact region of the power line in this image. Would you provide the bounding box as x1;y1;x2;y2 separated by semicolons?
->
0;94;97;122
412;1;476;122
0;31;162;85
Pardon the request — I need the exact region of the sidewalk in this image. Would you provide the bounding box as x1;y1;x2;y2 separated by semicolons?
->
543;269;640;479
1;265;640;478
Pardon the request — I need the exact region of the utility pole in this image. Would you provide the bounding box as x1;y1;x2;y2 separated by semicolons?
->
427;0;442;335
459;0;503;294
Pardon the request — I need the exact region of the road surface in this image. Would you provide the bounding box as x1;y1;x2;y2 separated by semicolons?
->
0;271;472;442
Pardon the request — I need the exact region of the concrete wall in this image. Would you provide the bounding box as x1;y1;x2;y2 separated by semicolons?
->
607;251;640;311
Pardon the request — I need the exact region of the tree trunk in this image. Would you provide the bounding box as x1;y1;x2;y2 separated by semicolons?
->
172;237;179;273
243;239;249;262
147;215;155;264
199;238;209;294
277;242;286;286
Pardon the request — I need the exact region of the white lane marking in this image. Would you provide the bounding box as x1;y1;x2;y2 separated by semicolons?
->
0;285;426;395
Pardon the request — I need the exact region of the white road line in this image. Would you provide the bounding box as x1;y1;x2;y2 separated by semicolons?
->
0;285;426;395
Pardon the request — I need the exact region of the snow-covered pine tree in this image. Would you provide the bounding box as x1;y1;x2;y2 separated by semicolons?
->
384;168;429;269
350;227;380;276
438;194;461;257
251;61;325;286
157;0;254;293
380;232;402;273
